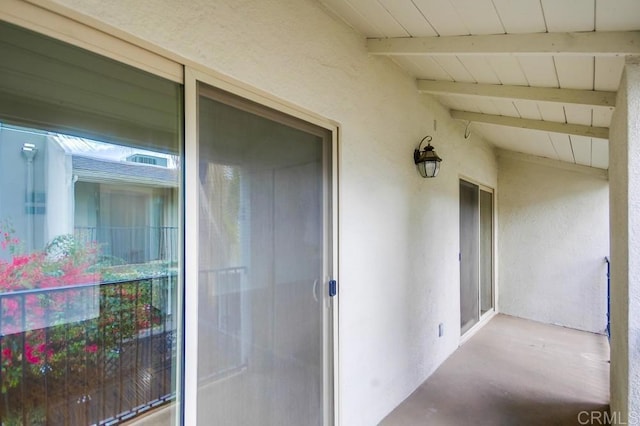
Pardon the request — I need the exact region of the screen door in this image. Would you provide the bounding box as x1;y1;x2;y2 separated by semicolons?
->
193;82;334;425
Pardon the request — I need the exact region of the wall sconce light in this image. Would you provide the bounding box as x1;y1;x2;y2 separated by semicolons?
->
413;136;442;178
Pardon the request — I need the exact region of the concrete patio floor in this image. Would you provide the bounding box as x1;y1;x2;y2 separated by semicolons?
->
380;314;610;426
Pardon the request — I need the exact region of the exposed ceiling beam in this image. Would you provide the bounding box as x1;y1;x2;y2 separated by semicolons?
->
418;80;616;108
450;110;609;139
367;31;640;56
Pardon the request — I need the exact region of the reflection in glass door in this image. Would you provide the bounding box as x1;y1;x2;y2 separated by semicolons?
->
194;83;333;425
0;21;183;425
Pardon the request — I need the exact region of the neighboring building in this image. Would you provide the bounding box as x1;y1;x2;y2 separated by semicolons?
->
0;124;178;265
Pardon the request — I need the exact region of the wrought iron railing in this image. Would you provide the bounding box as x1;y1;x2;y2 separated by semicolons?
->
74;227;178;265
0;275;177;425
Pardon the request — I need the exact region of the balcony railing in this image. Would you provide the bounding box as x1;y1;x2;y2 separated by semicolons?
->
74;227;178;265
0;275;177;425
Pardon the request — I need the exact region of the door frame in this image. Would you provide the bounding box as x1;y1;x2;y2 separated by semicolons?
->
458;175;497;343
184;66;340;426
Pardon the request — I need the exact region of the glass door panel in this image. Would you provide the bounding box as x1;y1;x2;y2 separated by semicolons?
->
459;180;480;335
0;21;183;425
195;83;332;425
480;190;493;315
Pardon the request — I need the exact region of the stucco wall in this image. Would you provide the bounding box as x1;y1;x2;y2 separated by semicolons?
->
39;0;498;424
498;151;609;334
609;56;640;425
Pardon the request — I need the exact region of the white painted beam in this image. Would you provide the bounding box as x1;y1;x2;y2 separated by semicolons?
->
418;80;616;107
450;110;609;139
367;31;640;56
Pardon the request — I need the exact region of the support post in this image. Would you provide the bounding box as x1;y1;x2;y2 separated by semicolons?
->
609;55;640;424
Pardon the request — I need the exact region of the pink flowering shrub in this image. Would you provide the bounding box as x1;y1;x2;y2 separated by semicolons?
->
0;225;162;395
0;226;102;392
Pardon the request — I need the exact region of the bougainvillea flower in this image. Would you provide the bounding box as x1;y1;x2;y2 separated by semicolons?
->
84;344;98;353
25;344;41;364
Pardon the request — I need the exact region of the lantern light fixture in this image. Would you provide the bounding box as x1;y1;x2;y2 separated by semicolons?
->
413;135;442;178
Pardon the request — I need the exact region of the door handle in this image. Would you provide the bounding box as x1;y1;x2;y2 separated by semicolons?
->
329;279;337;297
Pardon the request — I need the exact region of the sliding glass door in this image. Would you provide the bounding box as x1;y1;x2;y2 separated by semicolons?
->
189;81;335;425
459;179;494;336
1;16;338;426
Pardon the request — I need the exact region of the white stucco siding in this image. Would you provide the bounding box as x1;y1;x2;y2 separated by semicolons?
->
626;57;640;426
498;152;609;334
43;0;497;424
625;57;640;426
609;56;640;425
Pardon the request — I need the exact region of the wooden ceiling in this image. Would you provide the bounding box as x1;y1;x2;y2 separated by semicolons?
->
319;0;640;170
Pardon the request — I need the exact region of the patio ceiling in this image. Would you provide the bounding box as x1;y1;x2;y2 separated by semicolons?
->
318;0;640;170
